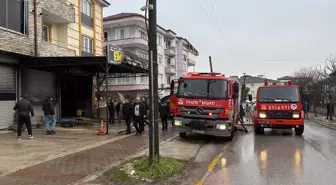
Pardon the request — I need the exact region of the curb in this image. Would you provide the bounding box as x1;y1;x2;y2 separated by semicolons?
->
309;119;336;131
69;134;178;185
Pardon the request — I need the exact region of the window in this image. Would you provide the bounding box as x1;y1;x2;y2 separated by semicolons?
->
165;58;170;66
139;29;147;40
137;50;148;59
258;87;299;103
81;0;93;27
141;76;148;84
157;35;163;46
104;32;108;41
177;79;228;100
158;55;163;64
158;74;163;84
0;0;27;34
82;35;93;56
42;25;51;42
250;84;254;87
120;29;125;39
166;76;171;84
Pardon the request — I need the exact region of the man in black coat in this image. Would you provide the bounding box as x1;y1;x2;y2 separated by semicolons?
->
108;100;115;124
133;98;146;134
42;97;56;135
13;94;34;140
159;99;170;130
122;99;133;134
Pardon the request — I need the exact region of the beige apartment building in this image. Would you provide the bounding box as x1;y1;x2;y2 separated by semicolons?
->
0;0;110;129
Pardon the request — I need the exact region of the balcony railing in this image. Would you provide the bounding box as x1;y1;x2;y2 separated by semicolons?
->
81;13;93;27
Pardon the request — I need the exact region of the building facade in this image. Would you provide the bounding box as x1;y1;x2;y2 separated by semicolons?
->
239;75;279;101
0;0;109;129
103;13;198;99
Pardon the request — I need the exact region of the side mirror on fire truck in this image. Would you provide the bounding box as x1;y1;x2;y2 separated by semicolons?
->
248;94;252;101
233;82;239;99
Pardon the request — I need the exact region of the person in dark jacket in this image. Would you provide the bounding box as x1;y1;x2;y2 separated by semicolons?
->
159;99;170;130
133;98;146;134
303;101;309;119
13;94;34;140
142;97;149;126
108;100;115;124
42;97;56;135
116;101;121;123
239;103;245;123
122;99;133;134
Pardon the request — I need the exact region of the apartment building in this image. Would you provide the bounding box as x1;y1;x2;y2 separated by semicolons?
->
0;0;110;129
103;13;199;99
239;75;279;101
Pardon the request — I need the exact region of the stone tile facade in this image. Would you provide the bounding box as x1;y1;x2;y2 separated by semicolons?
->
39;0;75;23
0;0;76;57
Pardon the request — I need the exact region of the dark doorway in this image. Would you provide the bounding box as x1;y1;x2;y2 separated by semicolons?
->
61;75;93;118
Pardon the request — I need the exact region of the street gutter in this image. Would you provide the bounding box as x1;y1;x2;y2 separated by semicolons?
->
308;118;336;131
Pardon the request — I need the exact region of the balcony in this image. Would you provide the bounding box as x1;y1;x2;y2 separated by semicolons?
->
40;0;75;23
165;65;176;74
187;59;196;66
165;47;175;56
81;13;93;28
166;30;176;38
82;51;94;56
107;37;148;50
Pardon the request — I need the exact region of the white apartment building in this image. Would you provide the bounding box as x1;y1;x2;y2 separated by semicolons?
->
239;75;279;101
103;13;198;99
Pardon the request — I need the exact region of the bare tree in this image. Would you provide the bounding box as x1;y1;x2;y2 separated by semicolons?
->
293;66;323;116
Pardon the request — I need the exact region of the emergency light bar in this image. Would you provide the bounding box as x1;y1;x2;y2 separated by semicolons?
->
187;72;223;76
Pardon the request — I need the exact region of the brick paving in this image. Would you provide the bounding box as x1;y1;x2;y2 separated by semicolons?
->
0;131;176;185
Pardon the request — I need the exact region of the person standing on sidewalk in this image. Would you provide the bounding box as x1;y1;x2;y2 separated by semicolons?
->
42;97;56;135
303;101;309;119
108;100;115;124
133;98;146;134
122;99;133;134
116;101;121;124
159;99;169;130
142;97;149;126
13;94;34;140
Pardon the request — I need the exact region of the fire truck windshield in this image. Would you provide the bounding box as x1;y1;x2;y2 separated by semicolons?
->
258;87;299;103
177;79;228;100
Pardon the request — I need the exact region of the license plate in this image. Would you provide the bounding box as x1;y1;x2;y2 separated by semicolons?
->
192;129;205;134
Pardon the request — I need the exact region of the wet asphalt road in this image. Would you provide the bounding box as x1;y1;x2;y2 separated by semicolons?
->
199;120;336;185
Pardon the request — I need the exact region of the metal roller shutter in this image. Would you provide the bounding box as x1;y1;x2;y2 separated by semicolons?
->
21;69;56;125
0;64;16;129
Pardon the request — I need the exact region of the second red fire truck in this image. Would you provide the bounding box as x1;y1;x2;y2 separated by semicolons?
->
253;81;304;135
169;72;241;140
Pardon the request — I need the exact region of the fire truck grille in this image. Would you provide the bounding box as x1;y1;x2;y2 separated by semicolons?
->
180;106;223;118
266;110;294;119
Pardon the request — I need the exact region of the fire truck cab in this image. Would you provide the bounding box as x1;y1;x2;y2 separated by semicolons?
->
253;81;304;135
170;72;240;140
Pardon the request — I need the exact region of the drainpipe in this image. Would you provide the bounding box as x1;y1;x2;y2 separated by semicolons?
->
34;0;38;56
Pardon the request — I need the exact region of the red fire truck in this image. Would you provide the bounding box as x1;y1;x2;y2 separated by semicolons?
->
169;72;240;140
253;81;304;135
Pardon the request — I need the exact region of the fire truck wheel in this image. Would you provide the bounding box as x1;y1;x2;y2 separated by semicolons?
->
254;126;264;135
179;132;187;138
294;126;304;135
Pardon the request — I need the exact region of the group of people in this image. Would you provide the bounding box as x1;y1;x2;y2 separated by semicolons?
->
239;101;254;123
107;97;170;135
13;95;56;140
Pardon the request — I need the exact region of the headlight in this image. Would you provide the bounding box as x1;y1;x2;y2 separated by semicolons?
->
259;112;266;119
293;113;300;119
216;124;226;130
174;120;182;126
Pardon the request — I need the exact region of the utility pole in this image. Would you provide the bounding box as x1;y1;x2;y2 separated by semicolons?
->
241;72;246;102
148;0;159;164
209;56;213;72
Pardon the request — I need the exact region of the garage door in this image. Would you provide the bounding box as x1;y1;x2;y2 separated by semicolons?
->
21;69;56;125
0;64;16;129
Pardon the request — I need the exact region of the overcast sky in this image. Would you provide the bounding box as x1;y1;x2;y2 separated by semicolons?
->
104;0;336;79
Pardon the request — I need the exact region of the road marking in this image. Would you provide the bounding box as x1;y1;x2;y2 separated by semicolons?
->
195;143;230;185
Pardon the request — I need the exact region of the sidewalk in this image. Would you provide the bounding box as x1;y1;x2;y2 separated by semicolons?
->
0;123;130;177
308;113;336;130
0;128;176;185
